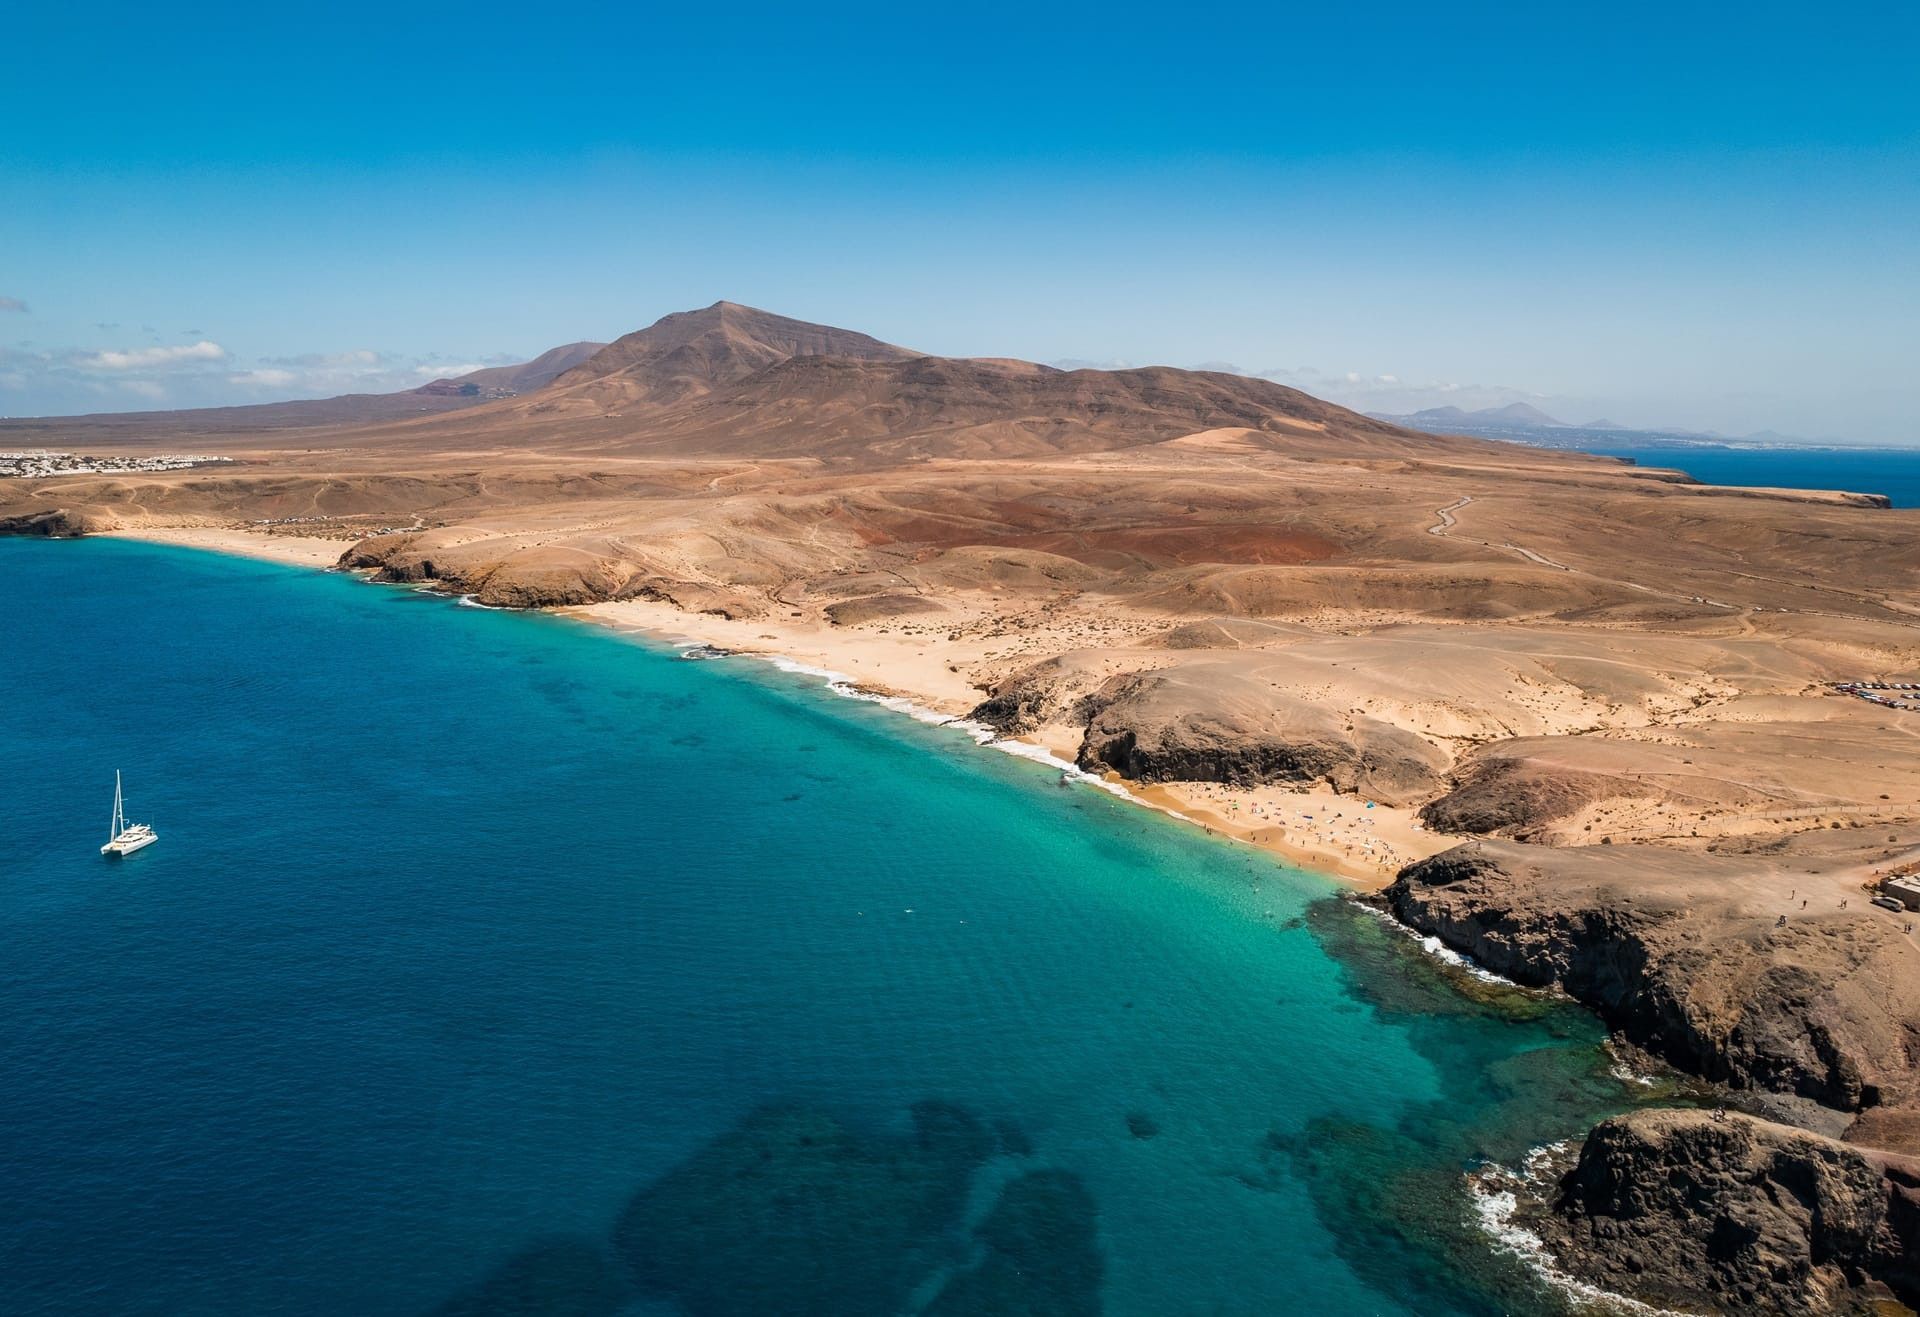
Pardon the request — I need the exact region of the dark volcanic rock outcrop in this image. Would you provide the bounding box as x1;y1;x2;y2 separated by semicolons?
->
341;532;636;606
1385;842;1920;1118
339;529;763;615
1419;757;1642;836
1537;1109;1920;1314
0;506;116;538
1073;667;1448;805
969;656;1106;736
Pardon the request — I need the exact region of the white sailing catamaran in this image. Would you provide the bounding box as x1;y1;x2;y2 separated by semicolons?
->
101;770;158;856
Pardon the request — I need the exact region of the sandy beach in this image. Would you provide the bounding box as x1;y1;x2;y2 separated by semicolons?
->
572;594;1462;885
104;525;354;569
97;521;1917;898
103;524;1454;886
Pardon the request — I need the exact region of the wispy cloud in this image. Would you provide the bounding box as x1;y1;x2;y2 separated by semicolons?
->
0;297;27;313
262;349;383;369
233;347;510;394
81;341;228;370
229;368;299;388
0;337;521;418
1236;364;1557;417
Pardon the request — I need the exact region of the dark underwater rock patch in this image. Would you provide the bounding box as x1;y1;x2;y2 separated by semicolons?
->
611;1101;1026;1317
921;1170;1103;1317
425;1238;626;1317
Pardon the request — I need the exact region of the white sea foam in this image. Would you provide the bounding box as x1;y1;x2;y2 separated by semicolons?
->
456;595;502;610
1419;933;1512;985
1350;901;1519;986
1469;1147;1686;1316
755;655;1142;801
656;642;1364;854
1605;1041;1662;1089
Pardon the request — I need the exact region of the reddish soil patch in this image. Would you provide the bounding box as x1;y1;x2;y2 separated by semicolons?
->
851;502;1341;568
1010;524;1341;568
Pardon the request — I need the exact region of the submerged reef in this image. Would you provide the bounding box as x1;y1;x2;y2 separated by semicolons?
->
420;1101;1103;1317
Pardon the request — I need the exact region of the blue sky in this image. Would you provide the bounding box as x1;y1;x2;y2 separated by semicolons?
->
4;0;1917;441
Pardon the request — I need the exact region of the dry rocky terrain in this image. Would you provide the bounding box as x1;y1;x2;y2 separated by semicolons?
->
6;301;1919;1310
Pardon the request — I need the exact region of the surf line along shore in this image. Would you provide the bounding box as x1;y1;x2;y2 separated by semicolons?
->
99;525;1458;889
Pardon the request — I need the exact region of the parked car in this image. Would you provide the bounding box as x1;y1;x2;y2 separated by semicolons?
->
1871;895;1905;912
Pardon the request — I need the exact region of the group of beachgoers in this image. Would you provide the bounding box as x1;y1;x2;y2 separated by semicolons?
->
1185;783;1415;872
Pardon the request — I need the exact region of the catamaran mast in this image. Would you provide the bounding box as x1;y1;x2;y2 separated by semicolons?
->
110;770;124;839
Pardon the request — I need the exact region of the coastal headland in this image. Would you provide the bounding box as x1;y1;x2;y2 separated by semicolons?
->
7;302;1919;1311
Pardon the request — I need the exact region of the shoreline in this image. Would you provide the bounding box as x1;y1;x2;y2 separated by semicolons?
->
100;524;1458;888
93;525;1896;1311
100;525;354;569
573;596;1458;889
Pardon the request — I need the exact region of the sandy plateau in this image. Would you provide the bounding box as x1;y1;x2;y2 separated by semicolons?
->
9;301;1920;1310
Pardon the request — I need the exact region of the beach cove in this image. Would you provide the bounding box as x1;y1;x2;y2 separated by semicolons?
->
0;535;1670;1315
103;526;1464;886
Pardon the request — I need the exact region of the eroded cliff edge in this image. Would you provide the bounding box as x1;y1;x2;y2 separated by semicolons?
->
1532;1109;1920;1314
1386;841;1920;1119
338;531;767;616
1387;841;1920;1311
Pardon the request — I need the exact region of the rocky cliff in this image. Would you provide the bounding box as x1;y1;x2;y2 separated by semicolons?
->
1534;1109;1920;1314
1418;756;1645;838
1389;842;1920;1311
0;507;117;538
1384;842;1920;1117
972;661;1449;806
338;530;763;616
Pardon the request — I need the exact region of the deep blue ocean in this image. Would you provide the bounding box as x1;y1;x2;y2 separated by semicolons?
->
0;539;1651;1316
1587;445;1920;508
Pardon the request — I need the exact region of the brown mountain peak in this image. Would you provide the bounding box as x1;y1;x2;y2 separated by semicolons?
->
542;302;921;414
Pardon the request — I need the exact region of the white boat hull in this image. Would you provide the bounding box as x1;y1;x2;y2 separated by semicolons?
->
102;827;158;856
102;772;158;856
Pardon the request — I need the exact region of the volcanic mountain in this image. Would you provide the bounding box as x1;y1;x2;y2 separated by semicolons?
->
6;299;1920;1317
0;300;1464;464
1383;402;1569;430
413;341;606;396
337;300;1453;464
527;300;922;415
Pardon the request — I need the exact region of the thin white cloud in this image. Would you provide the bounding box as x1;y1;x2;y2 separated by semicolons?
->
414;362;488;378
0;339;521;417
230;368;298;388
82;340;227;370
262;348;383;369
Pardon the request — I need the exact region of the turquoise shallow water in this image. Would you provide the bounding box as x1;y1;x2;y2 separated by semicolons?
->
0;539;1646;1315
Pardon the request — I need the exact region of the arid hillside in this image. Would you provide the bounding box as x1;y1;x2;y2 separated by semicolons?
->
7;303;1920;1142
9;300;1920;1307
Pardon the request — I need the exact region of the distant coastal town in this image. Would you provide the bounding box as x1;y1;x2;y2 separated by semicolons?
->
0;450;234;478
1835;680;1920;712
